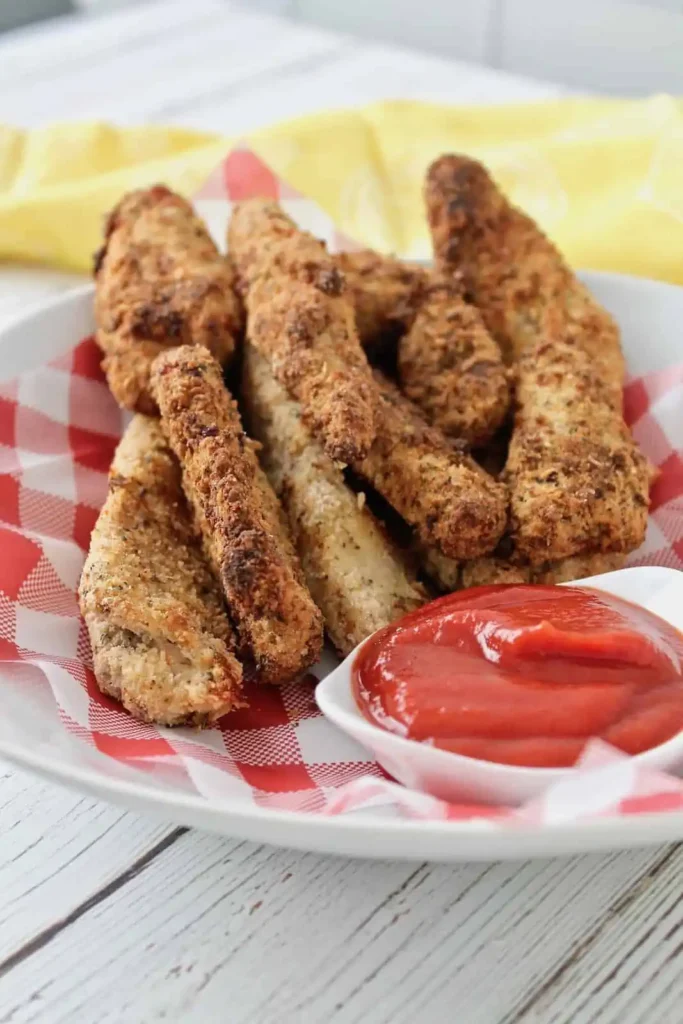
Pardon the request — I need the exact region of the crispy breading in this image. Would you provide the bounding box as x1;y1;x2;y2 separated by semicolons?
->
333;249;426;349
397;271;511;446
151;345;323;684
241;343;424;655
94;186;243;413
227;199;376;463
78;416;243;726
460;556;529;588
460;551;626;589
353;372;507;560
425;155;649;563
424;155;625;382
534;552;626;584
506;338;649;563
421;543;626;593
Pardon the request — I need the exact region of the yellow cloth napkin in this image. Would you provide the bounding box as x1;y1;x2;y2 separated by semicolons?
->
1;96;682;282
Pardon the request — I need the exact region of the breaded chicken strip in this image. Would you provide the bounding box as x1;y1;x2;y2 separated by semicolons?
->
334;249;426;349
353;373;507;560
94;186;243;413
79;416;242;726
228;199;376;463
241;344;424;655
151;346;323;684
425;155;625;383
397;272;511;446
534;552;626;585
507;339;649;563
461;551;626;589
425;155;648;563
421;544;625;593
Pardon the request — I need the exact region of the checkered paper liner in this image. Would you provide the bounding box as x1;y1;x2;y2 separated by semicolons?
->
2;145;683;829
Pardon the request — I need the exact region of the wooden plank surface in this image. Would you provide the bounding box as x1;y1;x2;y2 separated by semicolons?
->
0;4;678;1023
0;832;680;1023
0;768;177;965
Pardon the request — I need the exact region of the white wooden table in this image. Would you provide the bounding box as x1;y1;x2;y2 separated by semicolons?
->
1;4;682;1022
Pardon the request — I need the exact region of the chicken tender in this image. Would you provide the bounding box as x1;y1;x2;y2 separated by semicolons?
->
507;339;649;563
460;551;626;589
151;345;323;684
397;272;511;446
424;155;625;382
79;416;242;726
334;249;426;350
241;344;424;655
534;552;626;585
421;543;625;593
353;372;507;561
228;199;376;463
425;155;649;563
94;185;243;413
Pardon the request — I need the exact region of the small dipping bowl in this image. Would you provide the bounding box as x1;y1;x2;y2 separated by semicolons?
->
315;567;683;806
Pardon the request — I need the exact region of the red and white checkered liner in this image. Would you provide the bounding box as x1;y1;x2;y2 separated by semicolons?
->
2;145;683;826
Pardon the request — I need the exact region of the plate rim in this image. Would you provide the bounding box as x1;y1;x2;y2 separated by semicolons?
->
4;734;683;861
2;269;683;860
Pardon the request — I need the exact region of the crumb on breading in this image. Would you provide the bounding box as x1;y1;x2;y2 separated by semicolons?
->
241;343;425;655
425;155;649;564
397;271;511;446
78;415;243;726
353;371;507;561
228;199;377;464
334;249;426;350
152;345;323;684
95;185;243;413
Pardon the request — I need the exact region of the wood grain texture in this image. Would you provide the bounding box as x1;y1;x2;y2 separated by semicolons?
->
0;769;175;964
0;828;677;1024
516;845;683;1023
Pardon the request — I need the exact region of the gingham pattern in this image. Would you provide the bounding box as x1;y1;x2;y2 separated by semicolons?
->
2;145;683;825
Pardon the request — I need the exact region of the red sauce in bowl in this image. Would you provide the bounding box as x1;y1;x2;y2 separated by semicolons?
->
352;585;683;768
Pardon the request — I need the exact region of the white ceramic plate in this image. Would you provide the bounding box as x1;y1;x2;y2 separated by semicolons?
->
1;271;683;862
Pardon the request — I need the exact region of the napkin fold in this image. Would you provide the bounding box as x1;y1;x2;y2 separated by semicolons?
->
1;96;682;280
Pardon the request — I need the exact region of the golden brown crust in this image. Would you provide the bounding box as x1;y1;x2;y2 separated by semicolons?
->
353;372;507;560
397;272;511;446
460;557;529;588
95;186;243;413
425;155;649;563
506;339;649;563
460;551;626;589
78;416;243;726
533;552;626;585
228;199;377;463
241;344;425;655
334;249;426;349
419;547;627;592
424;155;625;381
151;345;323;684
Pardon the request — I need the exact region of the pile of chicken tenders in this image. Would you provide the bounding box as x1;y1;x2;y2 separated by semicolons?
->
78;157;651;726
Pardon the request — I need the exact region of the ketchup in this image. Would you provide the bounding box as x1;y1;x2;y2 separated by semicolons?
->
353;585;683;769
